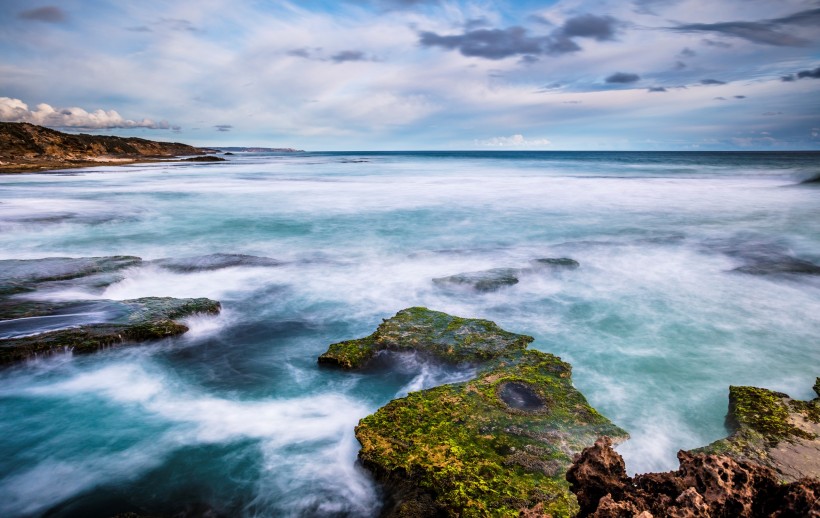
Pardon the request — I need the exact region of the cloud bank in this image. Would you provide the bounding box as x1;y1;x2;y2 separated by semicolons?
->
0;97;176;130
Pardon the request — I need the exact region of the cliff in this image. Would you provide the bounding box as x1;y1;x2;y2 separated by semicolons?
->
0;122;209;172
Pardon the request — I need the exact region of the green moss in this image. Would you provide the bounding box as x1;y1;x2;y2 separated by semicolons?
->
356;350;627;517
727;386;813;443
695;381;819;477
318;307;532;369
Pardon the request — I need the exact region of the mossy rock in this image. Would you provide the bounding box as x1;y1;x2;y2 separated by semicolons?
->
695;381;820;482
356;350;627;517
0;296;220;364
318;307;532;369
322;307;627;517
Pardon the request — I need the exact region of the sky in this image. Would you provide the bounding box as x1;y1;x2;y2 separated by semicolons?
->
0;0;819;150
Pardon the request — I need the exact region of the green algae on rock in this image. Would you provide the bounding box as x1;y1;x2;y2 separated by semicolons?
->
695;379;820;482
317;307;533;369
0;296;220;364
319;307;627;517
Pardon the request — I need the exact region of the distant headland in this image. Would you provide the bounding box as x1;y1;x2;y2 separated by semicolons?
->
0;122;301;174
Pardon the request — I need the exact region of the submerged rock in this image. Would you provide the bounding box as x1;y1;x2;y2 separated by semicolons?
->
531;257;580;269
567;436;820;517
705;238;820;276
319;307;627;516
0;255;142;295
433;268;521;292
317;307;532;368
0;296;220;364
432;258;580;293
694;380;820;482
152;253;282;273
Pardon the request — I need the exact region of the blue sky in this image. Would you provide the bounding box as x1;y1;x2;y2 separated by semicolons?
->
1;0;819;150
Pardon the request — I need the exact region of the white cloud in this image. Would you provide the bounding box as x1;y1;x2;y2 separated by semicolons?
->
0;97;176;130
474;134;552;147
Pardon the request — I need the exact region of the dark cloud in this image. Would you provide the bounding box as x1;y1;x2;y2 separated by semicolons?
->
714;97;727;100
559;14;619;41
214;124;232;132
419;27;549;59
18;6;66;23
331;50;368;63
606;72;640;84
701;79;726;85
734;95;746;99
418;13;620;60
762;111;782;116
702;39;731;48
519;55;540;65
796;66;820;79
673;8;820;47
648;86;667;92
678;47;696;57
674;60;686;70
781;74;796;82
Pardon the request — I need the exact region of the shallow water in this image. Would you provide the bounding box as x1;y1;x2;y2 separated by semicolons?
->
1;151;819;517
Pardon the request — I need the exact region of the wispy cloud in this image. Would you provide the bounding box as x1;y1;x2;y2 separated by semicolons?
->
474;134;551;147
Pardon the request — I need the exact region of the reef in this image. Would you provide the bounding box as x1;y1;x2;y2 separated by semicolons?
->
695;380;820;482
0;296;220;364
0;255;221;364
567;436;820;517
319;307;627;517
151;253;282;273
432;258;580;293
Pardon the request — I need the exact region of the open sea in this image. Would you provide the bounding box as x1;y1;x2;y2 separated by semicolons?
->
0;151;819;517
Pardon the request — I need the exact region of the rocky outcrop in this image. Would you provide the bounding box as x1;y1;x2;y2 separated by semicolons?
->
694;381;820;482
567;436;820;517
0;122;208;173
319;307;627;516
317;307;533;368
0;296;220;364
0;255;221;364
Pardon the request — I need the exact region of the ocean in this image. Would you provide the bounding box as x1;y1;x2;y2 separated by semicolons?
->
0;151;818;517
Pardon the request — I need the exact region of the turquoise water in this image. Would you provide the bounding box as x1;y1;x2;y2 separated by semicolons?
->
0;151;819;517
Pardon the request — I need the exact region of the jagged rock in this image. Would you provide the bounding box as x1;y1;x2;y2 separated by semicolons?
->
0;296;220;364
567;436;820;517
321;307;627;517
433;268;521;292
317;306;532;368
152;253;282;273
695;381;820;481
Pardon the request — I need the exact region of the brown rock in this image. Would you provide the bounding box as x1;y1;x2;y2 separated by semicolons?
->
568;437;820;517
